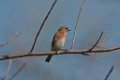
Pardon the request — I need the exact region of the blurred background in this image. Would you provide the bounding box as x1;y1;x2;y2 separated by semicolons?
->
0;0;120;80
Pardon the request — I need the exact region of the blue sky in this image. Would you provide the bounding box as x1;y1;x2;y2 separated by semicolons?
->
0;0;120;80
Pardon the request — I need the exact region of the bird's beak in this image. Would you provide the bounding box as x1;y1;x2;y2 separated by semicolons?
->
67;29;71;31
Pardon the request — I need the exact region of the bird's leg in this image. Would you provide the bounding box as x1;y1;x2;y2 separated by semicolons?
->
55;49;64;54
55;50;59;54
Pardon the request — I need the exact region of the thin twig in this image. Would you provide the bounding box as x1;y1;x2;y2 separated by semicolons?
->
90;32;108;48
71;0;87;49
30;0;57;52
96;32;108;48
0;32;19;49
89;32;103;51
0;33;19;80
89;32;108;54
8;63;26;80
0;45;120;60
104;65;115;80
2;60;13;80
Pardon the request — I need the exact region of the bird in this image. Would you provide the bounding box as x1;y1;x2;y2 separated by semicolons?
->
45;26;70;62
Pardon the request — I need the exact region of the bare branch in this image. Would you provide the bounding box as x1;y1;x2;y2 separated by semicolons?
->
0;46;120;60
104;65;115;80
30;0;57;52
71;0;87;49
89;32;103;51
0;32;19;49
88;32;108;54
98;32;108;48
9;63;26;80
2;60;13;80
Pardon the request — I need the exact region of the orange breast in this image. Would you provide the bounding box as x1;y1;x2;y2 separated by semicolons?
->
51;31;66;50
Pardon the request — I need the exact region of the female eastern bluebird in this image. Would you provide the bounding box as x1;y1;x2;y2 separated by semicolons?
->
45;26;70;62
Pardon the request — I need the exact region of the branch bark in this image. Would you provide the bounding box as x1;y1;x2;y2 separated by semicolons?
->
0;46;120;60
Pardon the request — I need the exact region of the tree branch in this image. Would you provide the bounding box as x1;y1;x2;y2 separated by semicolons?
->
104;65;115;80
81;32;107;55
98;32;108;48
89;32;103;51
2;60;13;80
0;46;120;60
30;0;57;52
0;32;19;49
9;63;26;80
71;0;87;49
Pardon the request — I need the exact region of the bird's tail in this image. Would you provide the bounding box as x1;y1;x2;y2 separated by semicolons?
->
45;55;53;62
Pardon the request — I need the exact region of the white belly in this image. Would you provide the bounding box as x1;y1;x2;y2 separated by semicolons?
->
55;38;65;49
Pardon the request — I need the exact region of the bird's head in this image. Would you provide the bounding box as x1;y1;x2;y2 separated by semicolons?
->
58;26;71;32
